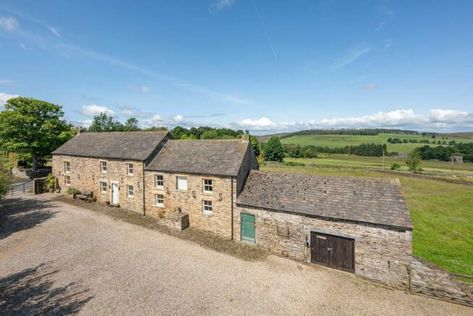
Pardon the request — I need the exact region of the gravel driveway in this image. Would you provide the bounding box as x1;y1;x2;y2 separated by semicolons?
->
0;195;470;315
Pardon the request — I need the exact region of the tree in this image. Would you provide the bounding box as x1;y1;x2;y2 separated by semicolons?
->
123;117;139;131
406;149;422;172
249;135;260;156
88;113;123;132
0;156;10;199
264;137;284;162
0;97;74;172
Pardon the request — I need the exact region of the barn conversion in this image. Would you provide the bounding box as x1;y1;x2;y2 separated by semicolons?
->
52;131;413;288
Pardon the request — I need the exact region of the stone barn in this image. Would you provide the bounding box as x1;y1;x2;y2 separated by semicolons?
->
235;171;413;289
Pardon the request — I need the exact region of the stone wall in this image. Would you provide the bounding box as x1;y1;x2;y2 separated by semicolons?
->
52;155;145;213
236;143;259;194
234;206;412;289
409;258;473;307
144;171;238;239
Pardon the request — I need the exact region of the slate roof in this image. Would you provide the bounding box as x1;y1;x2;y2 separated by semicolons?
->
145;139;250;176
52;131;169;161
237;171;412;230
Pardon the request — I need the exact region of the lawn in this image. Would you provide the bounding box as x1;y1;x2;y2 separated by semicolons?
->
261;162;473;277
280;133;473;153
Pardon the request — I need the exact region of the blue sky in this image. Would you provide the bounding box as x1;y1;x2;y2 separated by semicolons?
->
1;0;473;133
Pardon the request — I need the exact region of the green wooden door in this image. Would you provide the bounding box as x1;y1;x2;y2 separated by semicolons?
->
240;213;255;243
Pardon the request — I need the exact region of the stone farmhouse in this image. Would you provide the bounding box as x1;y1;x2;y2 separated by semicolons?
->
52;131;413;289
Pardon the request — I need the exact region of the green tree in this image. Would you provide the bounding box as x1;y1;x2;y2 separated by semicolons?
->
180;134;197;140
0;156;11;199
264;136;284;162
171;126;189;139
406;149;422;172
201;130;219;139
0;97;74;172
88;113;123;132
123;117;139;131
249;135;260;156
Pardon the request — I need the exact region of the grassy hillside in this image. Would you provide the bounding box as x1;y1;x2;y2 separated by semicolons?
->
261;163;473;277
280;133;473;153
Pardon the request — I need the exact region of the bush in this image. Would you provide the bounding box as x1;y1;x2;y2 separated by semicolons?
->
0;157;11;200
45;173;57;192
66;187;81;195
406;150;422;173
390;163;401;171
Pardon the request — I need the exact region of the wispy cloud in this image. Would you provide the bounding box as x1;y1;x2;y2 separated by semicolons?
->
251;0;277;60
209;0;236;13
0;16;18;32
384;38;393;50
332;45;372;69
0;6;60;37
0;79;15;85
140;85;150;93
362;83;379;91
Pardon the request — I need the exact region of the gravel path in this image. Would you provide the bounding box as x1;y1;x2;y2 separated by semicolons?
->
0;195;471;315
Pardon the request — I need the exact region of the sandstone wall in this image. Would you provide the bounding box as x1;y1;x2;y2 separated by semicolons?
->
52;155;145;213
144;171;237;239
234;206;413;289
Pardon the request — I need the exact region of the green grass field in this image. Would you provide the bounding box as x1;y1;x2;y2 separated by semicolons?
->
261;162;473;278
280;133;473;153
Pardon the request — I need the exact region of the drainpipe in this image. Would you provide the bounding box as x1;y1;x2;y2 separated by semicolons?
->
231;176;234;240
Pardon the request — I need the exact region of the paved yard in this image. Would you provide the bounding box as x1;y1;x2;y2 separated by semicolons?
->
0;196;470;315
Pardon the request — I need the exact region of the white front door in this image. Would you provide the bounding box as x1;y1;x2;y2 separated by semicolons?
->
111;182;119;205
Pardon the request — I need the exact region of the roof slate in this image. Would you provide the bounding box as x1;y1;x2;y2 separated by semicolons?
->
145;139;249;176
236;171;412;230
52;131;169;161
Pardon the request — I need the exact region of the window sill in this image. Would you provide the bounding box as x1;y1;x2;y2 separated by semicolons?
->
155;204;164;208
203;191;213;195
203;211;213;216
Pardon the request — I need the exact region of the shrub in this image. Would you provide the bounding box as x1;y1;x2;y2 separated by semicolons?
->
263;137;284;162
45;173;57;192
390;163;401;171
66;187;80;195
406;150;422;173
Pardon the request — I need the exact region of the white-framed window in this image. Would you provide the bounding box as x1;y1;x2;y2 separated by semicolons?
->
65;175;71;186
100;181;107;193
100;161;107;173
155;174;164;188
127;185;134;198
127;163;134;175
155;194;164;207
203;179;213;193
64;161;71;173
176;176;188;191
203;200;213;214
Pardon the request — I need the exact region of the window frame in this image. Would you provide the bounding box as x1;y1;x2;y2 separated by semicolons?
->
127;163;134;176
100;181;107;193
155;174;164;188
203;179;213;193
176;176;188;191
64;161;71;174
202;200;213;214
65;175;71;186
126;185;134;198
155;194;164;208
100;160;107;173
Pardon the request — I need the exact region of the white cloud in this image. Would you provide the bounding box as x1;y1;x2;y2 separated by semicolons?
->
209;0;236;13
333;45;372;69
48;26;61;37
80;104;114;117
0;92;18;106
140;85;150;93
234;108;473;134
173;114;184;122
80;119;93;128
0;16;19;32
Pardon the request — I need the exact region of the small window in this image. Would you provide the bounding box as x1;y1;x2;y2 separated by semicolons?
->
127;185;134;198
100;181;107;193
64;161;71;173
100;161;107;173
203;200;213;214
65;175;71;186
203;179;213;193
127;163;134;175
155;194;164;207
155;175;164;188
176;176;188;191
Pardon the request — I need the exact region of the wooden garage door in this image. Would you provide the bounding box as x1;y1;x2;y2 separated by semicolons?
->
310;232;354;273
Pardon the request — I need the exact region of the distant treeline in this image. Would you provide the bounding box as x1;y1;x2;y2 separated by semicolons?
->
281;128;424;137
418;143;473;162
387;137;457;145
283;143;387;157
169;126;244;140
